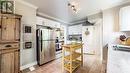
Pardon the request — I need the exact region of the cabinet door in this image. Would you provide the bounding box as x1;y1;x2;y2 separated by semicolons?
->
14;50;20;73
0;51;15;73
1;17;15;41
0;49;19;73
15;18;20;41
68;25;82;35
120;6;130;31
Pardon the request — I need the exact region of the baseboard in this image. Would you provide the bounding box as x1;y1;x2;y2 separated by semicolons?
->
20;61;37;70
83;52;95;55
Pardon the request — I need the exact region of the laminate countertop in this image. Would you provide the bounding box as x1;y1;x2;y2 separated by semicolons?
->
107;44;130;73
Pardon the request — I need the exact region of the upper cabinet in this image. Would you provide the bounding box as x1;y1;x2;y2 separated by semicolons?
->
0;14;22;42
68;24;82;35
36;16;60;28
119;6;130;31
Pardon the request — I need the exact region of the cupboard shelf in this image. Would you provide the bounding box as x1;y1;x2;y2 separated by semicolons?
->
64;52;81;61
64;60;81;72
62;43;83;52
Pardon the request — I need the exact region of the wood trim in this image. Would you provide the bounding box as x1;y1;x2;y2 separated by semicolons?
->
14;18;21;41
0;51;1;73
0;49;20;54
0;17;2;42
14;50;20;73
0;14;22;19
1;16;3;42
0;41;19;44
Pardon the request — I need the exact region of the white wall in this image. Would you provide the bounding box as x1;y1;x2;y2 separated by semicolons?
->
36;16;68;44
14;2;68;70
14;1;37;70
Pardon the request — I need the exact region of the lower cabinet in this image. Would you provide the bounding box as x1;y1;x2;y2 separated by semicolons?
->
0;49;20;73
107;45;130;73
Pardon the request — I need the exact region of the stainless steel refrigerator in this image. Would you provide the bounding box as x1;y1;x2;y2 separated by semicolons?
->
36;27;56;65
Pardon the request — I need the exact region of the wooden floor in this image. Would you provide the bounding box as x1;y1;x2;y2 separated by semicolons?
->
22;55;106;73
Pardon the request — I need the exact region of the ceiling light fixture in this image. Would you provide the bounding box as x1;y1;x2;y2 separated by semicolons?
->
68;2;78;13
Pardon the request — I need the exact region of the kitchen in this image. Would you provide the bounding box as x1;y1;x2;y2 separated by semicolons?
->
1;0;130;73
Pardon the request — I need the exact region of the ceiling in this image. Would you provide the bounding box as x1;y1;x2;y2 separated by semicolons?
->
23;0;130;24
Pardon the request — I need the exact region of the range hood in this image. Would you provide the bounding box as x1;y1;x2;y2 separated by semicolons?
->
70;18;94;26
86;20;94;25
82;20;94;26
82;17;94;26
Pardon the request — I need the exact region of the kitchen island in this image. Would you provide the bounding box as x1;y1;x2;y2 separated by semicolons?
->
107;44;130;73
62;43;83;73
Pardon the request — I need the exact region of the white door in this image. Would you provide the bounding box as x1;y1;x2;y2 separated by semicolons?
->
82;21;102;57
82;26;95;54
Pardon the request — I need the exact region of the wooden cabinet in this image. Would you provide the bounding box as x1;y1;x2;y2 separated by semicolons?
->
1;17;15;41
0;14;21;42
0;51;15;73
0;49;20;73
0;14;21;73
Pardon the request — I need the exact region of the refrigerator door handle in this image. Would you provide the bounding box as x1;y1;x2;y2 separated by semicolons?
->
41;30;43;52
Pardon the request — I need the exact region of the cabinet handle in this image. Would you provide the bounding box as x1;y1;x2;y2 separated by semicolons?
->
5;45;12;47
41;30;43;52
0;25;1;29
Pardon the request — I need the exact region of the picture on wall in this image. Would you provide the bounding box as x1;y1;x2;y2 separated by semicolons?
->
25;26;32;33
6;1;14;13
1;1;14;14
1;1;7;13
23;24;33;49
24;42;32;49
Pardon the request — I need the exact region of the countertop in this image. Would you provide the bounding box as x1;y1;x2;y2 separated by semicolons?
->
61;43;83;48
107;44;130;73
